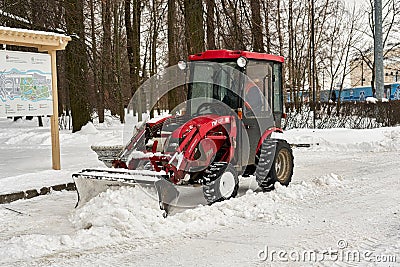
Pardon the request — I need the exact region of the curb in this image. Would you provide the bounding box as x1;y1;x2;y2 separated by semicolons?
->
0;182;76;204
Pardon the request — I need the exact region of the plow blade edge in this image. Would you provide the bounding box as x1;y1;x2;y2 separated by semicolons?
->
72;168;208;216
73;168;168;207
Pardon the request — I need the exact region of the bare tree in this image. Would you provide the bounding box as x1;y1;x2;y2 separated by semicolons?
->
205;0;216;50
355;0;400;95
88;0;100;121
113;0;125;123
335;6;362;112
250;0;264;52
65;0;91;132
166;0;181;112
125;0;142;120
99;0;112;123
184;0;205;54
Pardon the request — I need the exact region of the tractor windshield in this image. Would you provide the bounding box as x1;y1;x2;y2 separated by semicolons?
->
187;61;241;116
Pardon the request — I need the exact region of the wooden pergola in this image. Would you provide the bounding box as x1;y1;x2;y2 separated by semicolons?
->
0;26;71;170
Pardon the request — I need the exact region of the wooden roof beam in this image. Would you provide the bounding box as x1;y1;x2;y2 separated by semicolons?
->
0;26;71;51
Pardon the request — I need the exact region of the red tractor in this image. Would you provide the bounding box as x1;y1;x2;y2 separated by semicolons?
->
74;50;294;215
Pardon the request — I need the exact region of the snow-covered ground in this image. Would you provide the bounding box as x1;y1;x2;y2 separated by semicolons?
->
0;116;399;266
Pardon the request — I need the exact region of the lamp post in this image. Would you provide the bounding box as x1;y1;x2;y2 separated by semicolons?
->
311;0;316;128
374;0;384;99
361;60;365;86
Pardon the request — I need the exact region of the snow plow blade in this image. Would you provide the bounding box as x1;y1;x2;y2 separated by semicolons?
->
73;168;174;210
155;179;180;217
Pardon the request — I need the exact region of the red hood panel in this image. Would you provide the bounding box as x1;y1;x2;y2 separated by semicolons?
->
171;114;220;138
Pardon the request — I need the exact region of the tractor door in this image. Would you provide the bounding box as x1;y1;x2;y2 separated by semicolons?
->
272;63;284;128
241;60;275;165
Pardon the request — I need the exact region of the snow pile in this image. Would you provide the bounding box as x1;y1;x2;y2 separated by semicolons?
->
70;186;296;240
71;187;163;238
0;172;345;261
366;97;378;104
5;131;51;146
0;233;73;260
78;122;99;134
2;127;51;146
312;173;344;187
70;174;345;241
92;110;124;128
285;127;400;153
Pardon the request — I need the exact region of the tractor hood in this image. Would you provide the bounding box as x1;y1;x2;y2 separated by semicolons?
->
170;114;223;139
146;115;173;128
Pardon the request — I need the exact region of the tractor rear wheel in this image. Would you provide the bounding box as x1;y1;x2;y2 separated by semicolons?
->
203;162;239;204
256;139;293;191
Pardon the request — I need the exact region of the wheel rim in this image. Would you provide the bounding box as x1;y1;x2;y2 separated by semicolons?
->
275;148;291;183
219;172;236;198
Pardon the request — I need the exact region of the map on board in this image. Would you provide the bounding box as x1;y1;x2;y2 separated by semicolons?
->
0;50;53;117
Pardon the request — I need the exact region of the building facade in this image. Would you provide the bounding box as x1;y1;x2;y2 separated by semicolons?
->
350;47;400;87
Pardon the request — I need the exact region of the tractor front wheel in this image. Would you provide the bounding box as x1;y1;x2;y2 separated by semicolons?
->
203;162;239;204
256;139;293;191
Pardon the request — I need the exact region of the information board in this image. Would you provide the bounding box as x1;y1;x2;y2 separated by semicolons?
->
0;50;53;117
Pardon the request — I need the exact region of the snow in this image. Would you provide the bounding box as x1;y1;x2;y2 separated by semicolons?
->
0;116;399;266
0;116;123;194
0;25;69;38
283;127;400;152
366;97;378;104
77;122;99;134
365;97;390;103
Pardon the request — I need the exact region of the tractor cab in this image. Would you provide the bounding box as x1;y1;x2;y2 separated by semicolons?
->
186;50;285;128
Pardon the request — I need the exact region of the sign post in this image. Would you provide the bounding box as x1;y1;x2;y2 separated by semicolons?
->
49;50;61;169
0;26;71;170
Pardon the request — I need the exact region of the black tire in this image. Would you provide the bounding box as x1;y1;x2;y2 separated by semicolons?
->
256;139;293;191
203;162;239;204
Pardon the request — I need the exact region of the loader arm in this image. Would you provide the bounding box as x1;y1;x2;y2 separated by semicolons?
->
158;114;237;183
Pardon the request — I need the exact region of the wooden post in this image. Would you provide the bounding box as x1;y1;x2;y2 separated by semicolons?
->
49;50;61;170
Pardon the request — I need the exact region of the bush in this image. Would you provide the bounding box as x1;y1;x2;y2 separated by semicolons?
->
284;100;400;130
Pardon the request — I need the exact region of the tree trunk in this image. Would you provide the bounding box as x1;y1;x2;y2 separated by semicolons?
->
65;0;91;132
125;0;142;121
277;0;284;56
89;0;100;121
100;0;112;123
250;0;264;52
261;0;271;53
205;0;216;50
150;0;158;119
167;0;182;113
184;0;205;54
288;0;294;110
114;1;125;123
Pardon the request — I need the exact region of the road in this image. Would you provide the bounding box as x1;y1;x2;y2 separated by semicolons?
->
1;147;399;267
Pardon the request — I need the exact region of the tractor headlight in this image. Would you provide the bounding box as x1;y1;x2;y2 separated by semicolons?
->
178;60;187;70
237;56;247;68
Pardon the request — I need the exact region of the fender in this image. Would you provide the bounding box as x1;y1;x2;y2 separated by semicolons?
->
256;127;283;153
